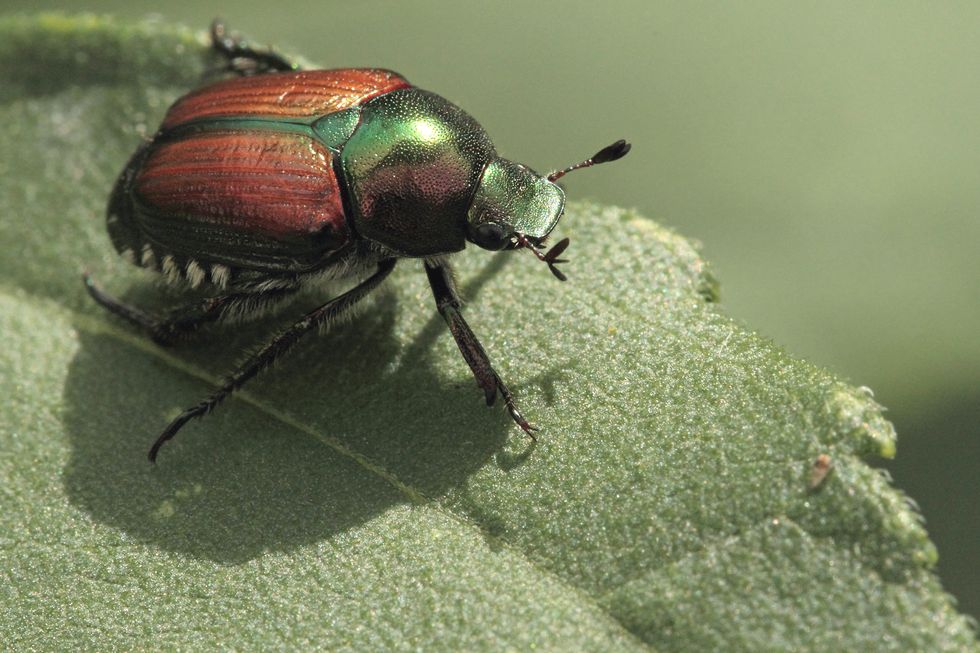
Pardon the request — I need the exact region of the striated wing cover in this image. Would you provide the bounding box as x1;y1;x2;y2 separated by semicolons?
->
111;129;351;273
162;69;411;127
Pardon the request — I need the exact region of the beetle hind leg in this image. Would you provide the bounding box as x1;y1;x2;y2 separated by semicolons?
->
84;272;163;338
209;20;298;75
148;259;397;462
83;273;299;346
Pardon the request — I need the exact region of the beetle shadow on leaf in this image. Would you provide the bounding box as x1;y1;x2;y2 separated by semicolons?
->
60;271;512;564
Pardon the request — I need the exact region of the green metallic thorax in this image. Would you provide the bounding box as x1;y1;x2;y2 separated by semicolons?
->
340;88;496;256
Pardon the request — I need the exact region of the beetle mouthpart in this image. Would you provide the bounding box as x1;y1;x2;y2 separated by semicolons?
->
547;139;632;183
516;234;570;282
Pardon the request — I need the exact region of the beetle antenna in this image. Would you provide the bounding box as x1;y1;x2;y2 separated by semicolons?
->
515;234;570;281
547;139;631;183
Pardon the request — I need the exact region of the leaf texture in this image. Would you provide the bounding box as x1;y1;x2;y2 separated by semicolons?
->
0;14;975;652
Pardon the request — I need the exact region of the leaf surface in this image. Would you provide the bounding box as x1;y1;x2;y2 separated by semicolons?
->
0;14;975;651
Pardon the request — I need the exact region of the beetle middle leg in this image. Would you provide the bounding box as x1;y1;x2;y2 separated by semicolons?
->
148;259;396;462
209;20;298;75
83;273;299;346
424;260;538;438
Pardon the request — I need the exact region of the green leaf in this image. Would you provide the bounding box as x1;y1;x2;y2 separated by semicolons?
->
0;14;975;651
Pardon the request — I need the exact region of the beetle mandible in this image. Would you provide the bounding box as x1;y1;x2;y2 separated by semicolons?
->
85;21;631;462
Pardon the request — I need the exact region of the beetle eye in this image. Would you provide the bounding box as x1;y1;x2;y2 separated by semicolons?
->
470;221;511;251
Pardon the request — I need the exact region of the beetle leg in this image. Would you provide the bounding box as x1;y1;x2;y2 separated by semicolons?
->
423;261;538;439
83;273;298;346
210;20;298;75
84;272;163;336
152;286;302;344
148;259;396;462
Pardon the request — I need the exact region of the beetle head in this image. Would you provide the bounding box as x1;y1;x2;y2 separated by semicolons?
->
466;158;565;252
465;140;631;281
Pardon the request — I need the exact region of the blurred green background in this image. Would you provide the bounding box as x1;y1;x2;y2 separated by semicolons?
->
6;1;977;619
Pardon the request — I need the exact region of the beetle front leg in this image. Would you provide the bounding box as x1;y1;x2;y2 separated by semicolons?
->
423;261;538;439
210;20;298;75
148;259;396;462
83;273;298;346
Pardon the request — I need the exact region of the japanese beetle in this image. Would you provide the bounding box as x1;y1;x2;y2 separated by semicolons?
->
85;21;631;462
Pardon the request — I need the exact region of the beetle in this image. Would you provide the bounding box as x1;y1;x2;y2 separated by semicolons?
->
85;21;630;462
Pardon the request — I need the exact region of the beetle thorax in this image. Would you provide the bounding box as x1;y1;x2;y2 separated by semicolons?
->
340;88;496;258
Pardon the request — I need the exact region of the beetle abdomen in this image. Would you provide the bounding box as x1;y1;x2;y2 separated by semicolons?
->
162;69;410;128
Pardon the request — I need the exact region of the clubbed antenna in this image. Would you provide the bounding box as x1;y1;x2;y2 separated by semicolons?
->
516;235;571;281
547;139;632;183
